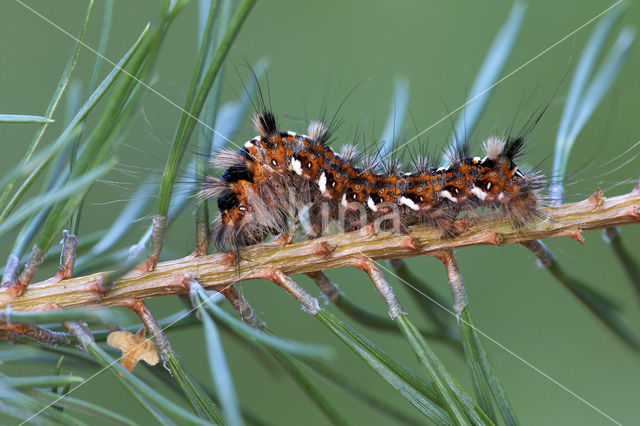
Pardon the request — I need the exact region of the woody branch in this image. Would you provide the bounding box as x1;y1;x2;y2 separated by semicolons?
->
1;187;638;313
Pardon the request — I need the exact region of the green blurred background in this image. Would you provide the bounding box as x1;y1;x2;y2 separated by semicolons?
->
1;0;639;424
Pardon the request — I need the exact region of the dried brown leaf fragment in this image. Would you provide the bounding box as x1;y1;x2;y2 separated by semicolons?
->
107;328;159;372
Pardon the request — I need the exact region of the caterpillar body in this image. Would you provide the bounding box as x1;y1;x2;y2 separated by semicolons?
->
202;110;545;251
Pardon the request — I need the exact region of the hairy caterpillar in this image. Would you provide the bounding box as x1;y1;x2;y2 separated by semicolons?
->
201;108;546;252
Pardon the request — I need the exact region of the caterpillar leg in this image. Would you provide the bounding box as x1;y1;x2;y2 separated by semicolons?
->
371;205;410;234
425;206;463;238
305;201;334;239
263;222;298;247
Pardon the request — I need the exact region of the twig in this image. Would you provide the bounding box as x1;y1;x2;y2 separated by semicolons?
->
220;285;265;329
141;215;167;271
56;231;78;280
19;246;47;285
258;268;320;315
1;254;20;286
432;251;468;318
120;298;173;361
389;258;453;332
0;329;20;343
0;245;46;302
306;271;341;304
62;321;94;351
2;189;639;312
0;322;69;345
347;257;404;319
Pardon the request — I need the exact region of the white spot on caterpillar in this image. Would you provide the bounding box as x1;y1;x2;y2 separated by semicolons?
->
400;196;419;211
471;186;488;201
472;156;481;163
498;192;505;201
287;131;296;137
341;193;348;208
436;167;446;172
289;158;302;175
440;190;458;203
317;172;327;193
367;196;378;212
244;141;254;149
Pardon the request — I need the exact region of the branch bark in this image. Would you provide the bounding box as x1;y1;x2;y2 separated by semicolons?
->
3;189;639;312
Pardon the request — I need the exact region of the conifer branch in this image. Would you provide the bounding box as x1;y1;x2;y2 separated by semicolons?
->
1;188;638;313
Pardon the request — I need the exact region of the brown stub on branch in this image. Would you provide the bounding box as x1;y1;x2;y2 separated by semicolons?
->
169;273;195;293
585;188;604;209
360;223;378;239
299;241;334;258
220;250;236;268
312;241;334;257
483;230;503;246
85;277;105;299
458;229;502;247
398;235;421;251
0;285;21;305
555;227;585;244
453;217;470;234
263;232;294;247
621;204;640;219
107;328;159;372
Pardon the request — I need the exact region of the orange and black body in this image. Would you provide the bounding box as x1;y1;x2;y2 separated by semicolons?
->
202;111;545;250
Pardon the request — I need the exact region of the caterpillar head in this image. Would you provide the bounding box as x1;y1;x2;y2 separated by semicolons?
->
211;180;286;250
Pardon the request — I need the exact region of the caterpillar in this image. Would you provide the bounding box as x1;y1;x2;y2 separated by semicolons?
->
201;109;546;252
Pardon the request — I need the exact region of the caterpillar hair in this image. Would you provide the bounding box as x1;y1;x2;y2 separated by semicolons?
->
201;104;547;251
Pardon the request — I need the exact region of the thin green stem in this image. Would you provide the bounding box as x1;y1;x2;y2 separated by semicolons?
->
157;0;256;217
0;1;94;212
